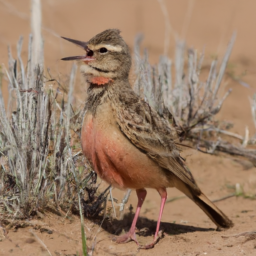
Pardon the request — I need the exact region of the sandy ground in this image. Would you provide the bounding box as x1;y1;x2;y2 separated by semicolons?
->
0;0;256;255
1;153;256;256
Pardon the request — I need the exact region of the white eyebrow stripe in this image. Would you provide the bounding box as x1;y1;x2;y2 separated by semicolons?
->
88;44;122;52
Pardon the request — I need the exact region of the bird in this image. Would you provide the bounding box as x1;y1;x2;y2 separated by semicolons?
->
61;29;233;249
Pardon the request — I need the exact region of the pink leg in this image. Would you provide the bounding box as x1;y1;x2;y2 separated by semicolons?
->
140;187;167;249
113;188;147;245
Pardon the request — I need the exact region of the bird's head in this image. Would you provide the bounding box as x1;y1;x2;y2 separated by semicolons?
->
61;29;131;85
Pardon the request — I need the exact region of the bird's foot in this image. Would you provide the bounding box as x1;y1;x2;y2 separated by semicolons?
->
113;231;139;245
139;230;164;249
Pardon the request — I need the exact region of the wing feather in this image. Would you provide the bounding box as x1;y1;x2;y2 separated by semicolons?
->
109;86;200;192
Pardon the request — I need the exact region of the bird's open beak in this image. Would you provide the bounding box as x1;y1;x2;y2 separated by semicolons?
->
61;36;95;62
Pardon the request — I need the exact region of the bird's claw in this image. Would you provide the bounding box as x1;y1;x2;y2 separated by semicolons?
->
112;231;139;245
138;230;164;249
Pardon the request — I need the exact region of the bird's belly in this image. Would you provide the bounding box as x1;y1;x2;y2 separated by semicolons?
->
81;114;172;190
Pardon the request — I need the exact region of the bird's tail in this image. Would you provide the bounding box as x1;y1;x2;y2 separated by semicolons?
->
192;192;233;229
176;180;233;229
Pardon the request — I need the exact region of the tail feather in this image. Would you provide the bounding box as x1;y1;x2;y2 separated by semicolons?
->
193;192;233;229
175;179;233;229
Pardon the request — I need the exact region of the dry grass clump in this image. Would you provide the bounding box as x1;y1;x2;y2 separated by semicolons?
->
133;34;256;165
0;37;107;221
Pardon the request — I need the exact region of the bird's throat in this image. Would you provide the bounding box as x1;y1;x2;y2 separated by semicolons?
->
88;76;113;86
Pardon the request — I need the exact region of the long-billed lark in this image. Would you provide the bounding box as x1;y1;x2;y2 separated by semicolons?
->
61;29;233;249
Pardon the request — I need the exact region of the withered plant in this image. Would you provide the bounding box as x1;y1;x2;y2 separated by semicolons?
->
0;37;108;222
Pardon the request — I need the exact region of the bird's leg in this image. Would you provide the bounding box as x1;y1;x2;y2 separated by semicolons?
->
113;188;147;245
140;187;167;249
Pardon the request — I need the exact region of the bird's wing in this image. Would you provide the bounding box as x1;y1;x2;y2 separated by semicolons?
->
109;86;200;192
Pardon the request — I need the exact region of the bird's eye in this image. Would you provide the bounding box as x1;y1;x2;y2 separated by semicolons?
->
87;50;94;57
99;47;108;53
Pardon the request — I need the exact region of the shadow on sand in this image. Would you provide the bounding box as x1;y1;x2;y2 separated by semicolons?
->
97;211;214;238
